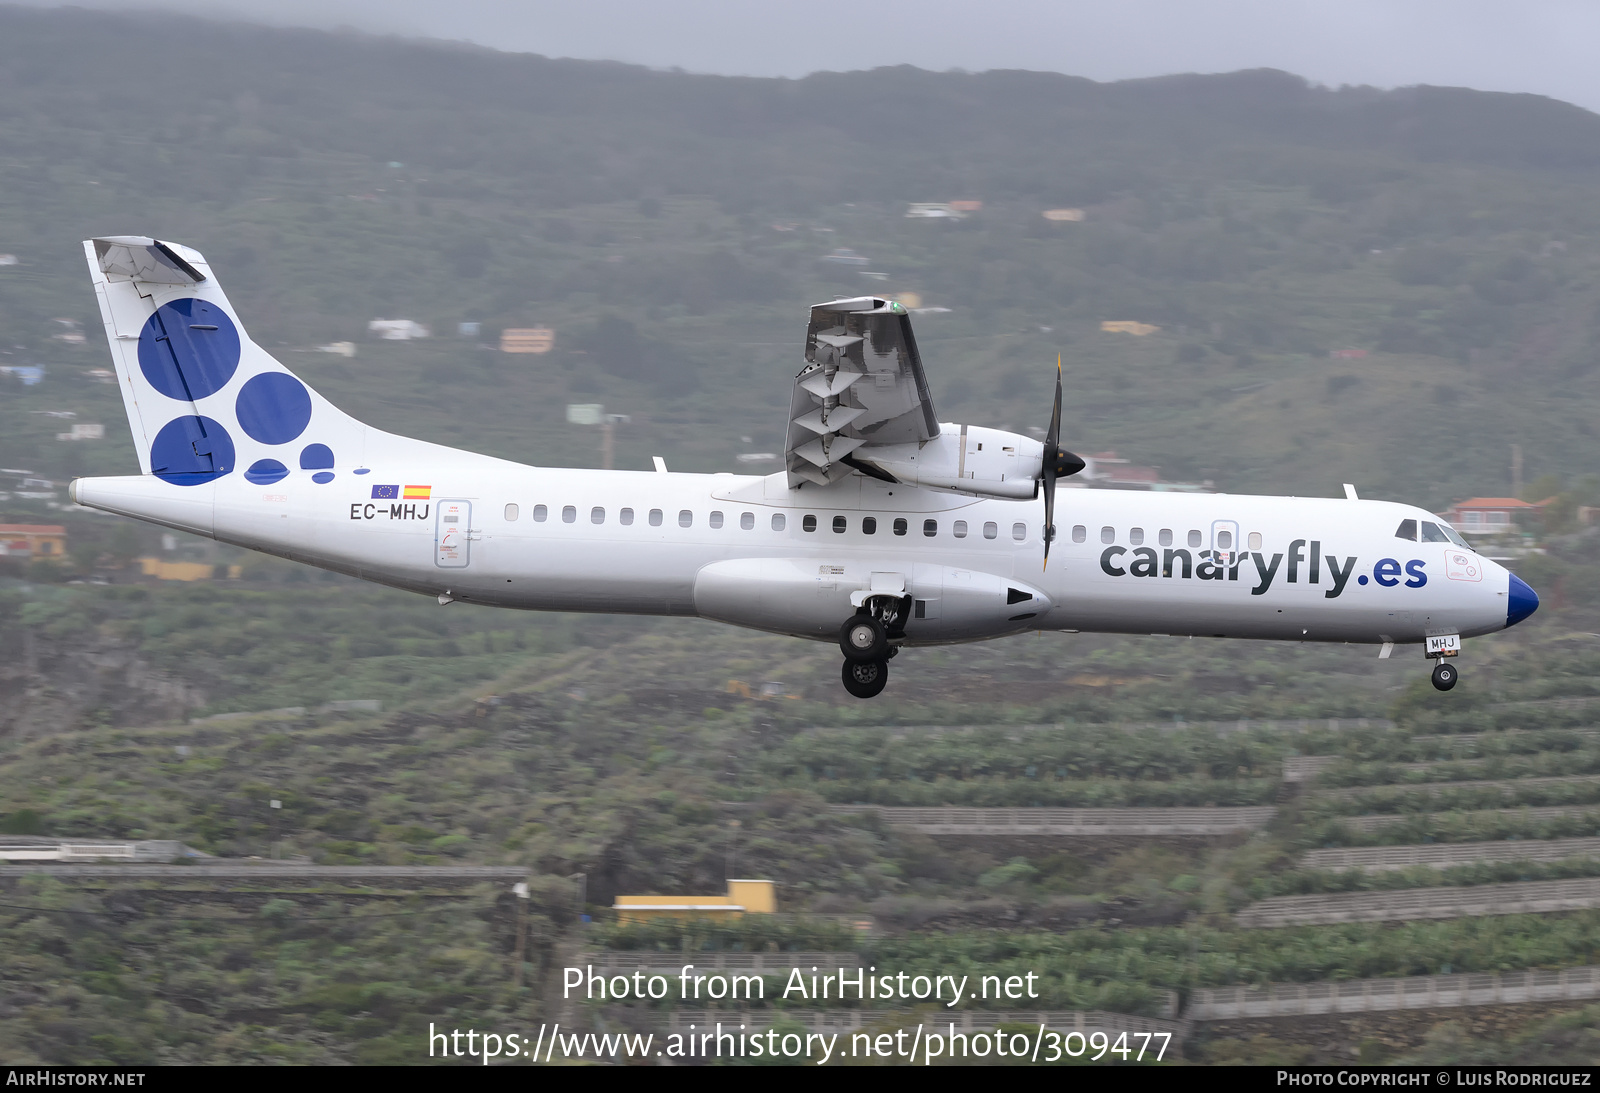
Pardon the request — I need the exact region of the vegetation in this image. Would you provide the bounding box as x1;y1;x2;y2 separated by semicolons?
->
3;6;1600;1065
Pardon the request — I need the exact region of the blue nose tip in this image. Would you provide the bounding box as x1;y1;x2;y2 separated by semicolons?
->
1507;573;1539;627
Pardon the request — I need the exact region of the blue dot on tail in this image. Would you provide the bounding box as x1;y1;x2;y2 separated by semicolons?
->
312;471;335;484
150;415;235;485
235;372;312;444
353;468;370;475
244;458;289;485
138;299;240;401
299;443;334;470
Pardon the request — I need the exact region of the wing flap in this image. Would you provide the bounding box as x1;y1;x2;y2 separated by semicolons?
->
784;296;939;489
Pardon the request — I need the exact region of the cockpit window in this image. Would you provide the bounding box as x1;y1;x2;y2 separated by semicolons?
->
1442;525;1473;550
1395;519;1418;541
1420;521;1452;543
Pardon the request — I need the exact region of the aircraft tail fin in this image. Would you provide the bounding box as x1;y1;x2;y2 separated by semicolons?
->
84;237;364;486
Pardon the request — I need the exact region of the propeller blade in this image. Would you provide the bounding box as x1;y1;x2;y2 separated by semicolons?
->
1042;357;1063;568
1045;355;1063;454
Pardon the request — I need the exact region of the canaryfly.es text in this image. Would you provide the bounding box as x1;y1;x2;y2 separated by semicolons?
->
1098;538;1430;598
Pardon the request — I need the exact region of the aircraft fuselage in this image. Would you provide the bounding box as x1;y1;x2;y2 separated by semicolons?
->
73;455;1518;648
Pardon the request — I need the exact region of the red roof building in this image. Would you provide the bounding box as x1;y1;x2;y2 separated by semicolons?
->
1440;498;1545;535
0;524;66;558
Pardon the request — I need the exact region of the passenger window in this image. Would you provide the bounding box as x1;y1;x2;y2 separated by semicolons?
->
591;506;605;524
833;515;847;533
1395;519;1418;541
620;508;634;526
710;511;724;529
1130;528;1145;546
678;510;693;528
740;512;754;530
1188;529;1201;548
1101;526;1115;544
1071;525;1086;543
803;514;817;532
649;508;663;526
863;517;877;535
953;520;968;538
771;513;786;531
893;518;908;536
532;504;548;522
1013;522;1027;541
923;519;938;537
504;503;519;522
1158;529;1172;547
562;505;577;524
1217;529;1232;550
984;521;998;539
1248;532;1262;550
1420;521;1451;543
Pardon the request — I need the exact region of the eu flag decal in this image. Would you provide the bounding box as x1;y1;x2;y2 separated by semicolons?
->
371;484;399;500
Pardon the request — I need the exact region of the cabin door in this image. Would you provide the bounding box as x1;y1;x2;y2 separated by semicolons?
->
436;499;472;568
1210;519;1241;568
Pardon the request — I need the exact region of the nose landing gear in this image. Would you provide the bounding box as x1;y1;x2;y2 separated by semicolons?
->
1426;631;1461;691
837;594;910;698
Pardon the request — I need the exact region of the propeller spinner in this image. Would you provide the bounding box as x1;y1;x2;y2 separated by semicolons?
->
1040;355;1086;568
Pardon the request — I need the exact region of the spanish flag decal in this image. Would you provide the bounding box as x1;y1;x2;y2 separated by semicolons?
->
403;485;432;500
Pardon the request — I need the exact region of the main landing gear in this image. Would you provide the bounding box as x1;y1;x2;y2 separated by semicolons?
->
837;595;910;699
842;657;889;699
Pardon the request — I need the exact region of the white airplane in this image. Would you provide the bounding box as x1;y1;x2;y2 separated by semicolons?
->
72;237;1537;698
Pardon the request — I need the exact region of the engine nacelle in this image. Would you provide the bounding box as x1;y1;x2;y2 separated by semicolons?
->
855;423;1042;500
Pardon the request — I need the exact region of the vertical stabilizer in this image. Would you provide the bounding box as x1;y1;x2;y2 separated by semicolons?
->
84;237;365;486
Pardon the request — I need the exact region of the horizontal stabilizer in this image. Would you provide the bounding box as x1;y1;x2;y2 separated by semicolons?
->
93;237;206;285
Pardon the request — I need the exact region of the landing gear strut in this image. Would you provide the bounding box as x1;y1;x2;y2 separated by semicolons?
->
837;595;910;697
1431;660;1458;691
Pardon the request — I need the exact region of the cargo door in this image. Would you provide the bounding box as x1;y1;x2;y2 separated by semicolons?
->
436;499;472;568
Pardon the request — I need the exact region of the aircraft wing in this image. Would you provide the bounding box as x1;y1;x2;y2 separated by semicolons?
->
784;296;939;487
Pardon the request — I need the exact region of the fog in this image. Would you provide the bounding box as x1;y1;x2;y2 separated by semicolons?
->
15;0;1600;112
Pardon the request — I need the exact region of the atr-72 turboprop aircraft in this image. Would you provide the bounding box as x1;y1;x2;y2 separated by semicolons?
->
72;237;1538;698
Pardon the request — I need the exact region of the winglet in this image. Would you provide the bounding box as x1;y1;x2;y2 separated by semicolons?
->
1344;483;1359;500
653;456;668;474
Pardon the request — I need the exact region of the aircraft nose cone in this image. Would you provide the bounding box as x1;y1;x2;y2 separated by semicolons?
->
1507;572;1539;628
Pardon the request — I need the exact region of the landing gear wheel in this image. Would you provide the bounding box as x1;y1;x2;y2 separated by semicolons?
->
1431;660;1458;692
839;614;889;662
841;657;889;699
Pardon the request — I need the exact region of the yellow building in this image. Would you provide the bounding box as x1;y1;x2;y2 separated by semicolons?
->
501;327;554;354
0;524;66;559
1100;320;1160;336
613;879;776;924
136;557;242;581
